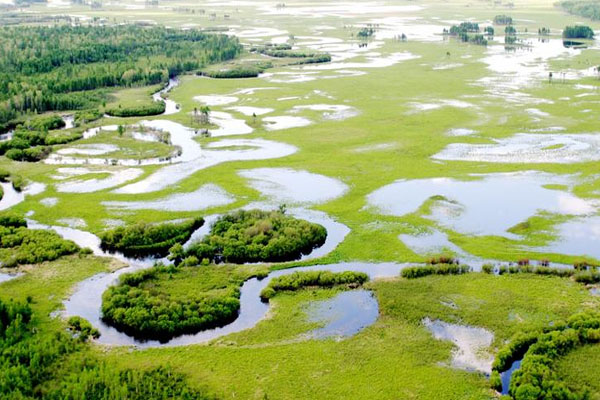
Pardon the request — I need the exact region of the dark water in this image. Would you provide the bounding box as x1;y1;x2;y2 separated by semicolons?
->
501;359;522;395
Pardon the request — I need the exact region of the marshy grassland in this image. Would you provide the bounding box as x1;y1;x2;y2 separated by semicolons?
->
1;0;600;398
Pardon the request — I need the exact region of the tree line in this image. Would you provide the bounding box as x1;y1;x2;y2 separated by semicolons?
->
0;24;243;131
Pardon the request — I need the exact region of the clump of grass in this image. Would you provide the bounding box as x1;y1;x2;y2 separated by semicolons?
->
401;264;471;279
260;270;368;301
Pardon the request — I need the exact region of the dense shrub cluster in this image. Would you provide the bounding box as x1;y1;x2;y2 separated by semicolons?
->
0;114;85;161
494;15;513;25
0;25;242;130
357;27;375;38
496;264;575;278
446;22;480;34
105;101;166;117
563;25;595;39
492;312;600;399
573;270;600;284
260;270;369;301
0;215;79;267
67;316;100;342
482;262;600;284
400;264;471;279
101;266;240;341
560;1;600;20
0;298;210;399
179;210;327;264
443;22;488;45
289;54;333;65
200;62;272;79
99;217;203;258
74;108;103;125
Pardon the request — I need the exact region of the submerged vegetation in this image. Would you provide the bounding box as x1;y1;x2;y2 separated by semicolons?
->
178;210;327;264
99;217;203;258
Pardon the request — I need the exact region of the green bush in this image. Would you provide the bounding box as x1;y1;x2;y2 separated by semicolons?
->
0;213;27;228
46;129;84;145
400;264;471;279
573;270;600;284
10;174;24;191
105;101;166;117
482;264;494;274
490;370;502;392
0;298;209;399
99;217;204;258
67;316;100;342
201;62;272;79
20;114;65;131
74;108;103;125
494;15;513;25
0;224;79;267
180;210;327;264
101;266;240;341
563;25;595;39
491;312;600;399
260;270;369;301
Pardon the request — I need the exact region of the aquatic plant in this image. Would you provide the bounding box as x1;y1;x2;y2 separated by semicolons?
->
400;264;471;279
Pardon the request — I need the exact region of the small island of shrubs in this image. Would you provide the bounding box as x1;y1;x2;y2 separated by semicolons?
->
0;213;80;267
173;209;327;264
99;217;203;258
260;270;369;301
101;265;242;341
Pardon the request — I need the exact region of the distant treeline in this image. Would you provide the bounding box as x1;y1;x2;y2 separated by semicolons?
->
559;0;600;20
0;25;243;130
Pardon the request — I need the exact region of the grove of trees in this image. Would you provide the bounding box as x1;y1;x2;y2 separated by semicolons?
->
177;209;327;264
99;217;204;258
0;297;209;399
0;25;243;131
101;266;241;341
0;214;80;267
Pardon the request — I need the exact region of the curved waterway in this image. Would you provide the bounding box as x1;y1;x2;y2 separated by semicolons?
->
152;78;180;115
67;261;409;348
25;211;353;347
